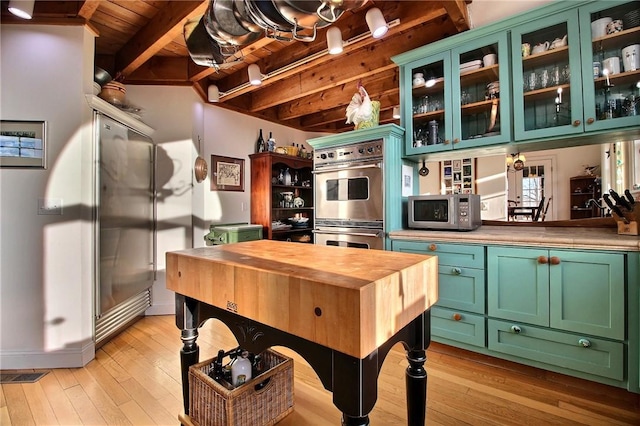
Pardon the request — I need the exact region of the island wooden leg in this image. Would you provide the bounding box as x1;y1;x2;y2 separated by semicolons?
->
405;349;427;426
180;328;199;414
176;294;200;415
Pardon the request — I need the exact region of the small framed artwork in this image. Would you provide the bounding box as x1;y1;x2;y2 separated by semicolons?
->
441;157;475;194
210;155;244;191
0;120;47;168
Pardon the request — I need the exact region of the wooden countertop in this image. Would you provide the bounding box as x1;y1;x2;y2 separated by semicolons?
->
389;226;640;252
166;240;438;358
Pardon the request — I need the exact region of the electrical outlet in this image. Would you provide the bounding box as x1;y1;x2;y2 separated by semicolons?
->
481;201;488;211
38;198;63;215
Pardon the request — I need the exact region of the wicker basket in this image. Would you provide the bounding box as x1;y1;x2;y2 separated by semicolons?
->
189;349;294;426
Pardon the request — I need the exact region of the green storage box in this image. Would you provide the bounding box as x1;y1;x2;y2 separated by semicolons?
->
204;223;263;246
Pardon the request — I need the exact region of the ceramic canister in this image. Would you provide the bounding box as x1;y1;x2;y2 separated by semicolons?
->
603;56;621;75
622;44;640;72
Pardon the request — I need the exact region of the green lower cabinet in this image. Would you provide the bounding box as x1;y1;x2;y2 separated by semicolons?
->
488;247;625;340
432;306;485;348
488;319;624;381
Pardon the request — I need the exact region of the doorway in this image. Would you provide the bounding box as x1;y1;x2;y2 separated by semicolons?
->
507;157;554;221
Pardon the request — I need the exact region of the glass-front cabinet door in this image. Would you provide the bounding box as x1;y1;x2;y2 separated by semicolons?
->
404;33;511;156
404;51;452;156
511;11;584;140
451;32;512;149
579;1;640;132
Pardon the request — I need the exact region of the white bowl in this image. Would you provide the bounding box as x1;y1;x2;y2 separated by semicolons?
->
591;17;612;39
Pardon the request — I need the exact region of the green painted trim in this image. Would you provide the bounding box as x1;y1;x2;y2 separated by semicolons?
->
306;124;404;149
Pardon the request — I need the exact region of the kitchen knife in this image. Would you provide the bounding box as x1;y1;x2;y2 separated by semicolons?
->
609;189;632;211
624;189;636;206
603;194;628;222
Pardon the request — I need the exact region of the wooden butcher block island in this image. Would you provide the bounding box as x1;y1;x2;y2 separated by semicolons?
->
167;240;438;426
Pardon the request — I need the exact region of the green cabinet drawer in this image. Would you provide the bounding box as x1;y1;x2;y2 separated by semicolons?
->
432;307;485;348
488;319;624;381
393;241;484;269
438;265;485;314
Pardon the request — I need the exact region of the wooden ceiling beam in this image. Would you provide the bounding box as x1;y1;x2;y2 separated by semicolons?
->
276;68;399;121
115;1;208;77
247;19;455;113
78;1;101;21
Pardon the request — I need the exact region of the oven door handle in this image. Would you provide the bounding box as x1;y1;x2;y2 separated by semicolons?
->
312;163;381;173
313;229;384;238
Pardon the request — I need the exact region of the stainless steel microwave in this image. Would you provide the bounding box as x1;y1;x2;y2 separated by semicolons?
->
408;194;482;231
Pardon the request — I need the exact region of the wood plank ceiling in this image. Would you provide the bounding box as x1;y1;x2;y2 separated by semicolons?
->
1;0;472;133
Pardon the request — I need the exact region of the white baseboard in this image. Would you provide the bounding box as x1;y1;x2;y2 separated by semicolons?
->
0;341;95;370
145;302;175;316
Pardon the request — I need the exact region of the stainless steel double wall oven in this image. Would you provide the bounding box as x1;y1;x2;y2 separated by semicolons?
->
313;139;385;250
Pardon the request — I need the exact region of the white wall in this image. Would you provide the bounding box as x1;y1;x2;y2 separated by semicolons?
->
1;24;96;368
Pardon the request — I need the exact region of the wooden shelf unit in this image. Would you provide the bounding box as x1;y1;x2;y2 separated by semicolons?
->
569;175;601;219
250;152;314;243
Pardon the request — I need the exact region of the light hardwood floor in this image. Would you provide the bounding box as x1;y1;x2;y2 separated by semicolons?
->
2;315;639;425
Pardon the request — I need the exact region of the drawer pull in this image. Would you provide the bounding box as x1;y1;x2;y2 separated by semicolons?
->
578;338;591;348
452;267;462;275
452;313;462;321
549;256;561;265
511;325;521;334
537;256;548;264
428;244;437;252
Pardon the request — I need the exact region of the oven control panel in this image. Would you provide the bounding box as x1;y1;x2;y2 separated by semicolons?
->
314;139;383;167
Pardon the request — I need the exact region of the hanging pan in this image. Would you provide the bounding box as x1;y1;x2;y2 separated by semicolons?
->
204;0;261;46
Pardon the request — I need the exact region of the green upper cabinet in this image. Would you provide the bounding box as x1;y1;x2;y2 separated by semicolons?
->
511;10;584;140
401;32;512;156
512;0;640;140
578;1;640;132
394;1;640;158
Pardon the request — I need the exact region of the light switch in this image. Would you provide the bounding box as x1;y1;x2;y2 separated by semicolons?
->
38;198;63;215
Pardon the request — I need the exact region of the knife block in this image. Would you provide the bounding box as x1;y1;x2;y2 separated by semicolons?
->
613;203;639;236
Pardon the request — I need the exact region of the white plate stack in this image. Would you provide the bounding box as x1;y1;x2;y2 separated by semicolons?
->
460;60;482;73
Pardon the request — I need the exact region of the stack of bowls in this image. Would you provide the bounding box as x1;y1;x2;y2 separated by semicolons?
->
99;81;127;106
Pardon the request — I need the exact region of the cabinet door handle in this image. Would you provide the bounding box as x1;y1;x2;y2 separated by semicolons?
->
549;256;561;265
452;267;462;275
452;313;462;321
537;256;548;264
453;138;460;144
443;139;450;145
511;325;521;334
586;117;595;125
573;120;581;127
578;338;591;348
428;243;437;251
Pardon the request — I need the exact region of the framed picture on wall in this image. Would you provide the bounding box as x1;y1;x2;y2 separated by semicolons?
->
441;157;475;194
210;155;244;191
0;120;47;168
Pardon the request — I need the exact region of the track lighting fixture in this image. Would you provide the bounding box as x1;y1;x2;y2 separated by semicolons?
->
8;0;34;19
365;7;388;39
208;85;220;102
326;27;343;55
248;64;263;86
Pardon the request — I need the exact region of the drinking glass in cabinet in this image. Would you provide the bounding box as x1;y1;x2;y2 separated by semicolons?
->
520;21;571;131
